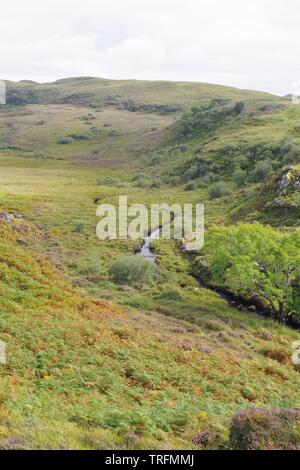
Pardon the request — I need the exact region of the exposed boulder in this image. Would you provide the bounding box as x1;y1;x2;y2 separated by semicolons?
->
277;167;300;196
0;210;28;234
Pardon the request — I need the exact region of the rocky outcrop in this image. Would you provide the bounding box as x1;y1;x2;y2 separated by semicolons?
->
0;210;29;234
277;167;300;196
0;210;22;222
269;168;300;213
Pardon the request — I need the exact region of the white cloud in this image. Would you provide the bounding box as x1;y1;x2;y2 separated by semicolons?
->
0;0;299;94
99;37;167;71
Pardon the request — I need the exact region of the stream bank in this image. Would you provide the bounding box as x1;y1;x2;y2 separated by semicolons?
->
140;228;299;329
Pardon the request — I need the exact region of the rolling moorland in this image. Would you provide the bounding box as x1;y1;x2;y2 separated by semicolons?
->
0;77;300;449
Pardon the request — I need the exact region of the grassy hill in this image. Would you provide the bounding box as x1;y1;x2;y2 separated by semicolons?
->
0;210;300;450
5;77;282;107
0;78;300;449
0;78;287;163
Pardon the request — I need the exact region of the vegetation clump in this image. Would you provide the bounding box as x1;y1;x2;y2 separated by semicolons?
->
252;161;273;182
68;133;90;141
208;181;231;199
57;137;73;145
199;223;300;324
109;256;156;285
229;408;300;450
264;348;290;364
171;99;245;142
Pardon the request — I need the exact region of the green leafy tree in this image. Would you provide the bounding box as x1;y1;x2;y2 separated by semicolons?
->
200;224;300;323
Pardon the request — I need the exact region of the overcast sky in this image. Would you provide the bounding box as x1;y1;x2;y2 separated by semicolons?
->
1;0;300;95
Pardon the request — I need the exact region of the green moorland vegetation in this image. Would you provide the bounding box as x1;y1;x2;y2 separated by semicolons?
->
0;77;300;449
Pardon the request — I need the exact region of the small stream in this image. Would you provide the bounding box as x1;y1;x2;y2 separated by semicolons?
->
140;229;300;329
140;227;160;263
140;227;267;321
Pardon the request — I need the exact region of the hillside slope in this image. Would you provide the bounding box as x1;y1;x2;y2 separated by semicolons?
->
5;77;283;108
0;215;300;449
0;78;300;450
0;78;287;164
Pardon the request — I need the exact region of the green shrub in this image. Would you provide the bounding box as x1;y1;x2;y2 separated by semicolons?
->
232;169;247;187
233;101;245;115
97;176;119;186
142;153;163;167
171;99;238;142
208;181;231;199
184;165;199;180
108;129;123;137
151;180;161;189
68;133;90;141
184;182;196;191
155;288;185;302
108;256;156;285
252;161;273;182
233;154;249;170
73;221;86;233
135;176;151;188
167;176;181;186
283;146;300;164
57;137;73;145
80;114;95;121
